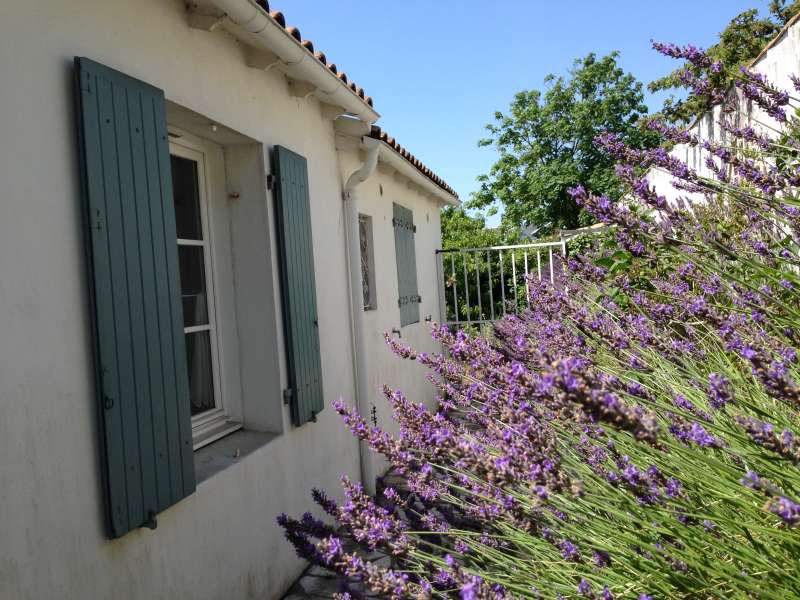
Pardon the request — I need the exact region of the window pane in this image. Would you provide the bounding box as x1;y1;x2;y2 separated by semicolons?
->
185;330;215;416
171;155;203;240
179;245;209;328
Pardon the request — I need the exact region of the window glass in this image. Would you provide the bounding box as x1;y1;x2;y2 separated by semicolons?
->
185;330;215;416
171;155;203;240
171;150;217;422
178;245;209;328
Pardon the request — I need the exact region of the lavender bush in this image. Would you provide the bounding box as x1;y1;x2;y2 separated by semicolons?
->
279;43;800;599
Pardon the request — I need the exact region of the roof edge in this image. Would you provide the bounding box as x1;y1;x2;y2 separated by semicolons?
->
368;126;459;204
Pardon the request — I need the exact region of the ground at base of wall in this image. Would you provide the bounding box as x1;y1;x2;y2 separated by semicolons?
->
281;564;341;600
281;471;409;600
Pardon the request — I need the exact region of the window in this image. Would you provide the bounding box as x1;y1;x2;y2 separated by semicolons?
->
170;142;239;448
359;214;377;310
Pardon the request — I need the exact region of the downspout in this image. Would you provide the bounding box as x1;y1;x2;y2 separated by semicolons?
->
343;137;380;494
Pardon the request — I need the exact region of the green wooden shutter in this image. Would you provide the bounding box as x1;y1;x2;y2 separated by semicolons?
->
74;57;195;538
393;203;420;326
272;146;324;426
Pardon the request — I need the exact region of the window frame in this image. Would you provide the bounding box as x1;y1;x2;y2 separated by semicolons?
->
169;139;238;449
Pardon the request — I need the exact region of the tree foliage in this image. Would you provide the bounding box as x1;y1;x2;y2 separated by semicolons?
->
440;206;516;251
650;1;800;124
470;52;658;234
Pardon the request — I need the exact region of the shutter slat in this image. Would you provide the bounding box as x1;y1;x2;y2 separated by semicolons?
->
82;70;130;536
141;93;183;507
273;146;324;426
114;82;159;523
75;57;195;538
97;75;145;529
406;206;420;324
393;203;405;325
393;203;419;326
154;92;195;499
131;90;171;511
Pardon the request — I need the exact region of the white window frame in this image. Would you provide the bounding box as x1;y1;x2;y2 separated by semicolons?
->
170;139;240;449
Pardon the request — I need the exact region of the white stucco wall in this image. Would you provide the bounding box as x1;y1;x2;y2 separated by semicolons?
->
337;154;446;475
648;20;800;201
0;1;447;598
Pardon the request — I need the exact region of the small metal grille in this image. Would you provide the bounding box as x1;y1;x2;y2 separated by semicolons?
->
358;214;374;310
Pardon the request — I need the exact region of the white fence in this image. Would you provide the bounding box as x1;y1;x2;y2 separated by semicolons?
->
436;241;567;327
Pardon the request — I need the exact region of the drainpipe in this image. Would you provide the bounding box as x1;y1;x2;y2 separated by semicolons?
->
343;137;380;494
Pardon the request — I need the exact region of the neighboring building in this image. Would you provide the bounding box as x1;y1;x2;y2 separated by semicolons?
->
0;1;458;599
648;14;800;201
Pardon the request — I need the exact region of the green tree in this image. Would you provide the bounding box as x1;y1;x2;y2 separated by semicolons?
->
650;2;800;124
471;52;657;234
440;206;515;250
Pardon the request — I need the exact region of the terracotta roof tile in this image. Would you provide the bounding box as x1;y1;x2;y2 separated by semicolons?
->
251;2;452;198
251;1;373;114
369;125;458;199
269;10;285;27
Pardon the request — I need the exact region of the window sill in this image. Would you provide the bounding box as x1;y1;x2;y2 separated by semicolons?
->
192;417;242;451
193;429;278;485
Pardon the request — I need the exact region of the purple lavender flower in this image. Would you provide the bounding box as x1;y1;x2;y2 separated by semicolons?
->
559;539;581;562
707;373;734;409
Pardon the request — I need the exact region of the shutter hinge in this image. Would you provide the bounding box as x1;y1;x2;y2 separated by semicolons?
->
143;510;158;530
283;388;293;405
266;173;276;191
412;224;417;233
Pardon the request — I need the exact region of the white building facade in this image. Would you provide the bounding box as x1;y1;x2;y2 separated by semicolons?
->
0;1;458;599
648;15;800;200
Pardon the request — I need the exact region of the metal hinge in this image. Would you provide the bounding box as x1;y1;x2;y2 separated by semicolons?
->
266;173;276;191
143;510;158;530
283;387;293;405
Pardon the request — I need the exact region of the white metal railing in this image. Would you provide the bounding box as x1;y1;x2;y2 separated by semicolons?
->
436;241;567;327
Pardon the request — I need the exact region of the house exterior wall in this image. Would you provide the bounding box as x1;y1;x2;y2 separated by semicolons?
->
0;1;447;598
339;152;445;474
648;19;800;201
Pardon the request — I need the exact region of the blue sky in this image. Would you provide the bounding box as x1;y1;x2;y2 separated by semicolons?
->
282;1;772;209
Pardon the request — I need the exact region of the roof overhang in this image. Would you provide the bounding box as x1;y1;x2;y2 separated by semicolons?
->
375;141;459;206
333;118;459;206
188;0;380;124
